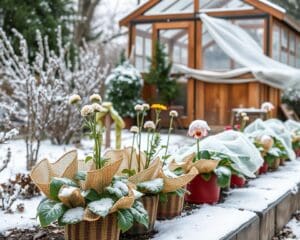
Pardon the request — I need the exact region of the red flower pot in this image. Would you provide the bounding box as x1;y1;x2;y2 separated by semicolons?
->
230;175;246;188
259;162;268;174
185;174;220;204
296;149;300;158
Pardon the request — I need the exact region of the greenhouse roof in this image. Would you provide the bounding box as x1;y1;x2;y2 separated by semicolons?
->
120;0;300;32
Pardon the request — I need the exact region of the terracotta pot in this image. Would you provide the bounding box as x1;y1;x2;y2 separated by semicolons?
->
270;158;280;170
259;162;269;174
123;117;134;129
230;175;246;188
65;213;119;240
126;195;159;235
296;149;300;158
157;193;184;220
185;174;220;204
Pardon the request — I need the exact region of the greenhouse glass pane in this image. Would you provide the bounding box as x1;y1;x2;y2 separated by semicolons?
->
199;0;254;10
134;24;152;72
272;24;280;61
234;19;264;47
144;0;194;15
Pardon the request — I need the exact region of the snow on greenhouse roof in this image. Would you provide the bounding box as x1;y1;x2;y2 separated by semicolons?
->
258;0;286;13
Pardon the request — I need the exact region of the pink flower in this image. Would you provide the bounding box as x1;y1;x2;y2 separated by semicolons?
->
261;102;275;112
188;120;210;139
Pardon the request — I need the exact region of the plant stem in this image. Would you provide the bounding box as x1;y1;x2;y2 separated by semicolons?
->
129;133;136;170
197;138;200;161
163;116;173;166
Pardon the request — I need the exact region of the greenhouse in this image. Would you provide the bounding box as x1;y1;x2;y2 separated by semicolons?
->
120;0;300;127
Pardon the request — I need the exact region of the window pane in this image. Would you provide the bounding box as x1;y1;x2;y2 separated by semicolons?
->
145;0;194;15
199;0;254;10
272;24;280;61
134;24;152;72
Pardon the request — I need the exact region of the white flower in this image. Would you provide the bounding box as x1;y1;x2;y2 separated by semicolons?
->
144;121;155;130
261;102;275;112
69;94;81;105
130;126;139;133
134;104;143;112
260;135;274;151
188;120;210;139
142;103;150;111
89;94;102;103
240;112;247;117
243;116;249;121
81;105;94;117
169;110;178;118
92;103;106;113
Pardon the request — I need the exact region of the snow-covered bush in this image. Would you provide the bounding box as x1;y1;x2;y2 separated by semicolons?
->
105;62;143;118
0;27;107;169
282;88;300;116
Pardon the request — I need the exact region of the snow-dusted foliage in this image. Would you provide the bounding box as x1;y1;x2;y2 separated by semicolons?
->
105;61;143;118
0;27;107;169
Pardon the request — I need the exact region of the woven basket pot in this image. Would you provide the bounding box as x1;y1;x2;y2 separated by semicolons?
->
157;193;184;220
64;213;120;240
270;158;280;170
126;195;159;235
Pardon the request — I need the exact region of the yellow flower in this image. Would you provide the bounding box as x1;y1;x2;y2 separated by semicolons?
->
151;104;167;111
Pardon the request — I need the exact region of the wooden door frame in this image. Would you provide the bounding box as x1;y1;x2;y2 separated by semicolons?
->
152;21;195;127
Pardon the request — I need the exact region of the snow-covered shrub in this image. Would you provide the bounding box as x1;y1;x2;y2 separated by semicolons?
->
0;27;107;169
105;62;143;118
282;88;300;116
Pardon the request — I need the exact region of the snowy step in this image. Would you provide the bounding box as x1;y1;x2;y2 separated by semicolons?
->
153;159;300;240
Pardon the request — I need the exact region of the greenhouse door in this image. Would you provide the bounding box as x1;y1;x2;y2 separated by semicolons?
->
153;22;195;127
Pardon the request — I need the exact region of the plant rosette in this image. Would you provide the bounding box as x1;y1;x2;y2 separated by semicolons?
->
30;150;149;240
254;135;288;171
180;151;242;204
104;148;163;235
292;130;300;157
156;164;198;220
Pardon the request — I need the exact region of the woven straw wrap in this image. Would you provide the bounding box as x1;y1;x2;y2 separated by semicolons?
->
30;150;78;199
159;166;198;193
65;213;119;240
157;193;185;220
103;147;146;175
128;158;162;184
58;186;85;208
169;153;219;175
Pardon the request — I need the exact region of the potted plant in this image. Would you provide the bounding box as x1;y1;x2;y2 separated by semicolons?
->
105;62;144;128
183;120;232;204
30;94;149;240
143;42;180;127
292;130;300;157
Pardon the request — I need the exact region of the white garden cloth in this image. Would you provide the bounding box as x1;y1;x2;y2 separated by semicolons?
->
244;119;296;161
285;119;300;132
175;130;263;178
174;14;300;90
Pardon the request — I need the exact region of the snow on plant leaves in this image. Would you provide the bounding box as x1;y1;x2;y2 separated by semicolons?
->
214;166;231;188
50;177;78;200
137;178;164;194
37;199;67;227
113;181;128;195
132;189;143;199
61;207;85;225
88;198;114;217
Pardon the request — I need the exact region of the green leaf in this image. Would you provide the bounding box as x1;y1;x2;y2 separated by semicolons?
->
37;199;67;227
137;178;164;194
214;166;231;188
201;172;212;181
106;186;123;198
175;188;186;197
82;189;100;202
74;171;87;181
50;177;78;200
121;169;136;177
88;198;114;217
61;207;85;225
173;167;184;176
159;192;168;203
85;155;93;163
129;201;149;228
117;209;134;233
200;150;211;160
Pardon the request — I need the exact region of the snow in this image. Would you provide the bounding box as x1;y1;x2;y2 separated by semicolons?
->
153;205;256;240
287;216;300;238
88;198;114;217
137;178;164;193
61;207;85;224
113;181;129;196
58;186;78;198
